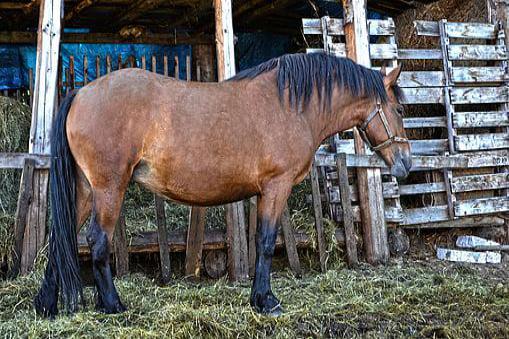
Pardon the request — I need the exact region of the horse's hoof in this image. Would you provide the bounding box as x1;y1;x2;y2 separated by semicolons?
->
34;291;58;318
265;304;283;318
251;292;283;317
96;300;127;314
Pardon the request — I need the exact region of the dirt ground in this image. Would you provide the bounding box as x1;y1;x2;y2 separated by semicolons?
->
0;255;507;338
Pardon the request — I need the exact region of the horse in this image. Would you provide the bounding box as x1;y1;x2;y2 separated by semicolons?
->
34;52;411;317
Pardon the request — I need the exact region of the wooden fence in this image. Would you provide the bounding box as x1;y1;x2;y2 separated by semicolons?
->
303;17;509;233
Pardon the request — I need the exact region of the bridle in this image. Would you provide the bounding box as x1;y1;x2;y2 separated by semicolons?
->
357;101;409;151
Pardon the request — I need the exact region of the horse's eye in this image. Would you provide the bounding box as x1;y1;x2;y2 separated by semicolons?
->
396;107;404;116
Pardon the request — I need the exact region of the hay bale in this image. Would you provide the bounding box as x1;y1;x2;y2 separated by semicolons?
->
0;97;31;261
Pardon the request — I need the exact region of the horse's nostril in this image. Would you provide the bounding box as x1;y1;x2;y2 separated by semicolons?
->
403;155;412;171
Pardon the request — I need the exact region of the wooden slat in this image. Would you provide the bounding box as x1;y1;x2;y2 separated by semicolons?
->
280;205;301;276
398;71;445;88
302;18;395;36
399;182;446;195
310;164;327;272
329;43;347;57
184;207;206;278
448;45;507;60
450;87;508;104
404;117;447;128
403;215;504;229
398;49;442;60
451;67;506;83
453;111;509;128
370;43;398;59
401;206;450;225
451;173;509;193
328;181;399;203
113;208;129;277
414;20;498;39
0;153;50;169
336;139;447;155
455;197;509;216
455;133;509;151
400;87;444;104
155;196;171;284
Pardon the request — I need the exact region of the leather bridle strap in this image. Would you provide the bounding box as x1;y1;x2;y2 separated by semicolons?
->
357;102;409;151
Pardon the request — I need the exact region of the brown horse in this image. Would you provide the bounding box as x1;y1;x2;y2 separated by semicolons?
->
34;52;410;317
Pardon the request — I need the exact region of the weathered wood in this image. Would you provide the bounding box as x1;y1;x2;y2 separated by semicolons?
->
414;20;498;39
336;153;358;267
248;197;257;277
0;152;50;169
369;43;398;59
163;55;168;76
335;139;448;156
9;159;35;277
326;180;399;202
455;133;509;151
106;54;112;73
64;0;99;22
402;206;449;225
83;55;88;85
184;207;206;278
114;0;166;26
454;111;509;128
403;117;447;128
21;0;62;274
280;205;301;276
117;54;122;70
403;215;504;229
204;250;227;279
398;49;443;60
310;164;327;271
451;173;509;193
451;67;506;83
174;55;178;78
455;197;509;216
447;45;507;60
95;56;100;79
113;208;129;277
398;71;445;88
400;87;444;104
302;18;395;36
399;182;446;195
155;196;171;284
450;86;509;104
151;55;156;73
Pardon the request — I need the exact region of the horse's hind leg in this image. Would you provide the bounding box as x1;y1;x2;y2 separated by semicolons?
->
87;185;127;313
250;179;292;316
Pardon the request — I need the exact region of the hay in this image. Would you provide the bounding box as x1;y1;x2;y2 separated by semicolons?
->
0;97;31;261
0;260;507;338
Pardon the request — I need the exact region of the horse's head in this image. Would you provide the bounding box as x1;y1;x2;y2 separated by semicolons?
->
358;65;412;179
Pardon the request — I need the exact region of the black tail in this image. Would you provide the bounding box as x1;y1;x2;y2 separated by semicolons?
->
46;90;82;312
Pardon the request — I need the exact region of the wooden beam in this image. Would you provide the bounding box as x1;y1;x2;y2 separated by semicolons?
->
20;0;62;274
214;0;249;282
64;0;99;22
0;31;213;45
341;0;389;265
114;0;167;26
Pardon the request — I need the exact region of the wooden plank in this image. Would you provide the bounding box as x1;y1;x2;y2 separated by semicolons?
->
398;71;445;88
455;197;509;216
400;87;444;104
184;207;206;278
336;139;448;155
451;67;506;83
215;0;248;282
451;173;509;193
302;18;395;36
403;215;504;229
369;43;398;59
83;54;88;85
327;180;399;203
398;49;442;60
453;111;509;128
448;45;507;60
399;182;446;195
280;205;302;276
450;86;508;104
310;164;327;271
248;197;257;277
342;0;388;265
403;117;447;128
414;20;498;39
401;206;450;225
336;153;358;267
113;208;129;277
9;159;35;277
21;0;62;274
455;133;509;151
0;152;50;169
155;196;171;284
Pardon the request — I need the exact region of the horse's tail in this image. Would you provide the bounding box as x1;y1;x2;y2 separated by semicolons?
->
47;89;83;311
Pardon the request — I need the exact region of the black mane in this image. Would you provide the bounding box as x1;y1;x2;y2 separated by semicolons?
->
230;52;388;111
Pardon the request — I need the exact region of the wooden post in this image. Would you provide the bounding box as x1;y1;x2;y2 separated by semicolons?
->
155;195;171;284
113;208;129;276
106;54;111;73
310;164;327;271
214;0;249;281
163;55;168;76
336;153;358;267
341;0;389;265
83;54;88;85
95;55;100;79
487;0;509;243
280;205;301;276
20;0;62;274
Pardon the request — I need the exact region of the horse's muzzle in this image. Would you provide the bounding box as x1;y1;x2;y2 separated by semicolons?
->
390;150;412;179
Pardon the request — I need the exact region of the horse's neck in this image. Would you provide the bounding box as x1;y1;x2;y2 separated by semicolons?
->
304;91;365;148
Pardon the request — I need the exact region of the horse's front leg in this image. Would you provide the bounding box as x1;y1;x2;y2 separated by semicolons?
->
251;181;291;316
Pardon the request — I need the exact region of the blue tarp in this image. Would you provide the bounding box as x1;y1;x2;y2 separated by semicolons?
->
0;43;192;90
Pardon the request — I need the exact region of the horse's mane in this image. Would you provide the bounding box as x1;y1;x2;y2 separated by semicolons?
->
230;52;389;111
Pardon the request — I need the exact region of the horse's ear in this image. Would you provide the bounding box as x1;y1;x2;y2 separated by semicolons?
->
380;65;387;76
383;65;402;87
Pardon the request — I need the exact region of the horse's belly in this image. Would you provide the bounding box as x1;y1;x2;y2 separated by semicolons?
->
132;159;258;206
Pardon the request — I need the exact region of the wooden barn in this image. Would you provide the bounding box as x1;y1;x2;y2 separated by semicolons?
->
0;0;508;282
